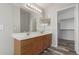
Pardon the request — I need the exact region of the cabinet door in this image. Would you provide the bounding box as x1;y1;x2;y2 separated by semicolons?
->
32;36;43;54
21;39;34;55
43;34;52;49
47;34;52;48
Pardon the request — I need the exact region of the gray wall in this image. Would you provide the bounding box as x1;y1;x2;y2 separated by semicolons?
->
20;9;30;32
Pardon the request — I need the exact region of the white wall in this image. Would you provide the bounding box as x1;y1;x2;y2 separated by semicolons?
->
12;5;20;33
77;3;79;54
45;4;73;47
0;4;20;55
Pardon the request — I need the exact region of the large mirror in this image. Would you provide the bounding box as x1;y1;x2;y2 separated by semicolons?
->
20;3;51;33
20;4;42;32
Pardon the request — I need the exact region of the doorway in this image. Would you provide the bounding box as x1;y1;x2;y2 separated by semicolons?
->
57;5;76;53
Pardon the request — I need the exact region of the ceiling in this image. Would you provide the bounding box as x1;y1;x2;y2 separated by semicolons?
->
36;3;73;9
36;3;52;9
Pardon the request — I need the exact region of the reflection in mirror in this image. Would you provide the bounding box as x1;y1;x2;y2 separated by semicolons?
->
38;17;51;33
30;13;37;32
30;12;43;32
20;8;31;32
41;18;51;25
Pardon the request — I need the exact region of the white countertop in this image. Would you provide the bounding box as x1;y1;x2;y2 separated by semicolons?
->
12;31;52;40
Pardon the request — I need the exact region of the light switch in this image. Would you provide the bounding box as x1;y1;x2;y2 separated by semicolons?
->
0;25;3;31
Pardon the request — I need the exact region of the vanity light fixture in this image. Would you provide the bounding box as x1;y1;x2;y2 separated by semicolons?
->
24;3;42;14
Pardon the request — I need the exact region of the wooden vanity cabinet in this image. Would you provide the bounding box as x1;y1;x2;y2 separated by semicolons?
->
14;34;52;55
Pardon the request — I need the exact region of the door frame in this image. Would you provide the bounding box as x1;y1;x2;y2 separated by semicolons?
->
56;4;77;53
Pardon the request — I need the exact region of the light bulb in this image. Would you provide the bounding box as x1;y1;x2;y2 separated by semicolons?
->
27;4;31;6
25;4;42;14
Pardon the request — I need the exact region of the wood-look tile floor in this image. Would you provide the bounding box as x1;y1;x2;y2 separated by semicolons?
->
41;39;77;55
41;47;76;55
58;39;74;52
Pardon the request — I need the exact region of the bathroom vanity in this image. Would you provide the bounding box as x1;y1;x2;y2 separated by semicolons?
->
13;32;52;55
